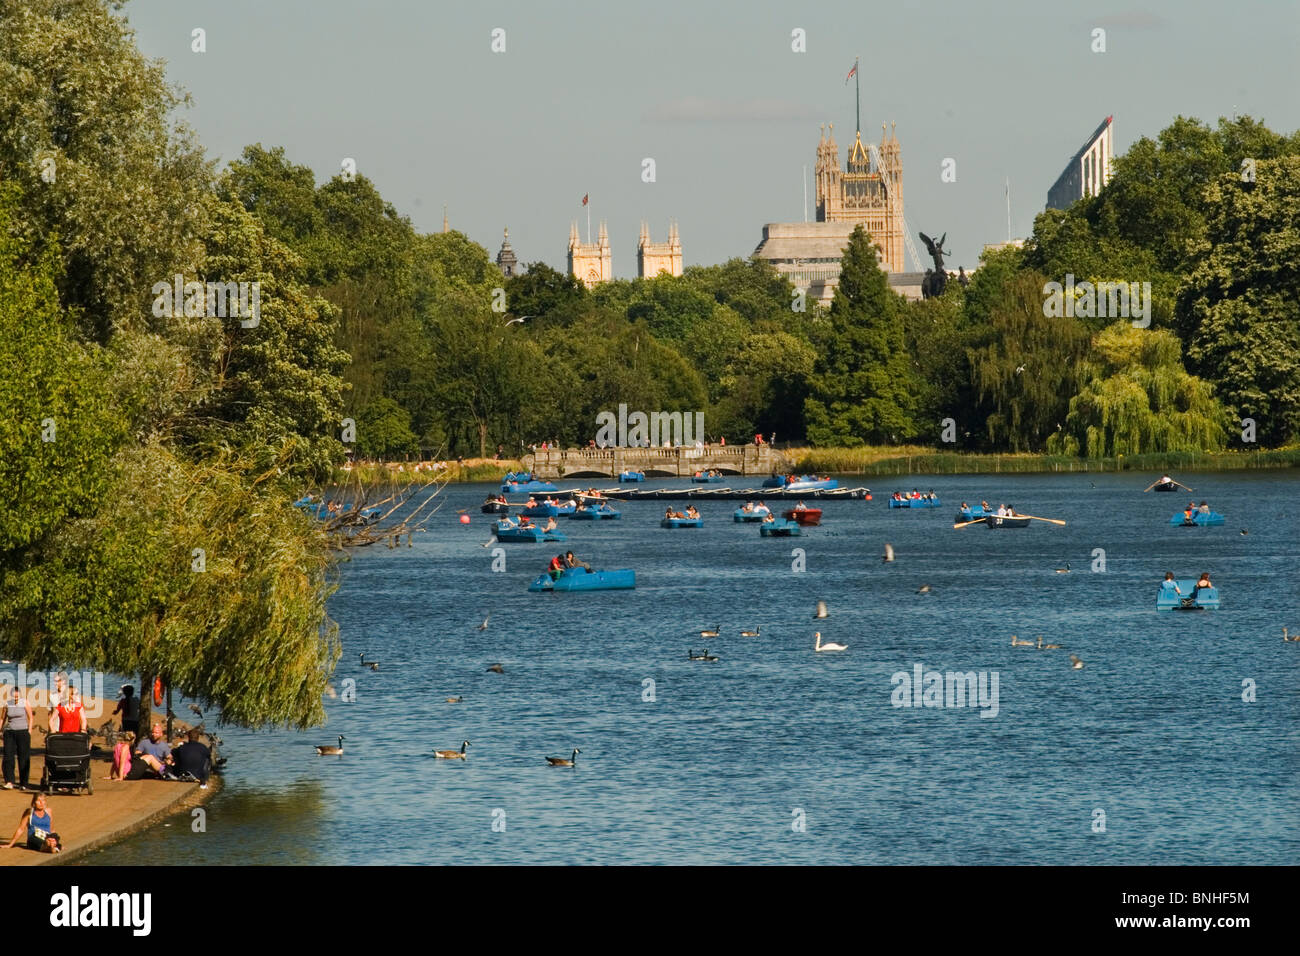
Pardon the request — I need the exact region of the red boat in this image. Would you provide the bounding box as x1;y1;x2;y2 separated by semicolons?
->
782;507;822;526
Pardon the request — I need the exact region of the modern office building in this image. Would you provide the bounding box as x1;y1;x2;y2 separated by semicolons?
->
1046;116;1114;210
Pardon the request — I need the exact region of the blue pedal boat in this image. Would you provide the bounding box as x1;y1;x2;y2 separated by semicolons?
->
955;506;986;522
1157;580;1220;610
618;471;645;482
661;516;703;528
501;479;558;495
889;496;941;508
759;519;803;537
691;473;724;483
784;478;838;491
1170;511;1225;527
733;507;771;522
570;504;621;520
492;521;566;543
529;567;636;592
521;502;560;518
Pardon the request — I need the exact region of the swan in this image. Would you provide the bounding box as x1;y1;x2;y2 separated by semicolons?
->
1283;628;1299;643
546;748;580;767
1036;636;1062;650
315;735;345;756
814;631;847;652
434;740;469;759
1010;635;1034;647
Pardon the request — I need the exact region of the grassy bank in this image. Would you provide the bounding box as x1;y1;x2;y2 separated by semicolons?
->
788;445;1300;476
328;458;524;485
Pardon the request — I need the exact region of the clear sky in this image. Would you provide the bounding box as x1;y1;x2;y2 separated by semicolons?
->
124;0;1299;274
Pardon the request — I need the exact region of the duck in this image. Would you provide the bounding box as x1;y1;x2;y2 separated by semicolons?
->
445;696;464;703
1068;654;1085;669
315;735;345;756
1283;628;1300;643
882;543;895;563
1036;636;1062;650
814;631;847;652
434;740;469;759
1055;563;1071;574
699;625;720;638
546;748;580;767
1239;529;1249;536
916;584;931;594
1010;635;1035;647
813;600;829;619
740;627;760;637
486;663;505;674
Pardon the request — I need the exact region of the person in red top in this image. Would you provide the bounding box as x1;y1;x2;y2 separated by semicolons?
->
54;689;87;734
548;554;565;580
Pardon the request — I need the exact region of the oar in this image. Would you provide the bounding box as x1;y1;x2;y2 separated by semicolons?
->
1142;480;1161;492
952;517;987;529
1173;481;1194;492
1017;514;1067;526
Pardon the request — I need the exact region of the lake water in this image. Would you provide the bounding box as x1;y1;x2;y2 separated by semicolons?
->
81;471;1299;865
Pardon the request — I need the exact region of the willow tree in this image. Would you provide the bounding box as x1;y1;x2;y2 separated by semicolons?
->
1047;323;1227;457
967;271;1091;451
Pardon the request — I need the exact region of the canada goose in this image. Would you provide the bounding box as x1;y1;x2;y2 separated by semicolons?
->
445;696;464;703
882;543;895;563
478;614;490;631
359;653;379;670
434;740;469;759
814;631;847;652
1068;654;1085;669
1055;563;1071;574
687;649;719;661
1283;628;1300;643
486;663;505;674
740;627;760;637
1239;529;1248;535
814;600;829;619
546;748;580;767
699;625;720;638
916;584;931;594
315;735;345;756
1010;635;1035;647
1036;636;1062;650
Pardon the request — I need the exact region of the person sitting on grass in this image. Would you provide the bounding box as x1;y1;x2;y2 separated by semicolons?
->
169;728;212;789
6;792;60;854
125;722;171;780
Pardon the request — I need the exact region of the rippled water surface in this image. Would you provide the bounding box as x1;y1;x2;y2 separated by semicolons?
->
82;472;1300;864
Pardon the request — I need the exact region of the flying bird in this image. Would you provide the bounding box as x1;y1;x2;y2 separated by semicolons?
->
882;543;895;563
478;614;490;631
1068;654;1085;670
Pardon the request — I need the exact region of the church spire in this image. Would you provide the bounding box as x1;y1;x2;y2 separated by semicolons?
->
442;204;448;233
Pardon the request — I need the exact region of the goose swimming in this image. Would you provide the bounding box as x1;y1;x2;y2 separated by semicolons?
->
1036;636;1062;650
740;627;760;637
546;748;580;767
699;625;720;638
434;740;469;760
486;663;505;674
916;584;931;594
1010;635;1034;647
814;631;847;652
1055;563;1071;574
315;735;345;756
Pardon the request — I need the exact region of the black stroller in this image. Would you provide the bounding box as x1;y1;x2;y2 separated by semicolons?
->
41;732;94;795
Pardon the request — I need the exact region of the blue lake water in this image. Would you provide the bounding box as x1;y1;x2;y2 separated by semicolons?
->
80;471;1300;865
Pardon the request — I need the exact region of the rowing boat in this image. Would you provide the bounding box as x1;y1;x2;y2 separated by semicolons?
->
781;507;822;526
528;567;636;592
984;515;1030;528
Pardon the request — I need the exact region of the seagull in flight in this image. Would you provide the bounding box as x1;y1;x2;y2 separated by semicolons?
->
503;315;534;326
1015;364;1026;374
478;614;490;632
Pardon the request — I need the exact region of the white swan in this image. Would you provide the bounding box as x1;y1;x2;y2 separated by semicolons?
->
814;631;847;652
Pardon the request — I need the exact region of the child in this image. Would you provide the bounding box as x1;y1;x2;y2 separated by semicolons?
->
108;732;134;780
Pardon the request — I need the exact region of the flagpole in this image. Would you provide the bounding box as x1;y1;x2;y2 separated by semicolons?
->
855;55;860;137
587;199;591;247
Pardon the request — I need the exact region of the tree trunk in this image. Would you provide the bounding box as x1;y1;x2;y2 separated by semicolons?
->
138;670;153;737
478;421;488;459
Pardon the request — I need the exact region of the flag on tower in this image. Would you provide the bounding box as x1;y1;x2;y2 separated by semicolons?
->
582;193;589;206
845;59;858;84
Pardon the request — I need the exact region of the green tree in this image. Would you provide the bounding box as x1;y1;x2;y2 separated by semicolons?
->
803;226;918;444
1175;157;1300;446
1048;323;1228;457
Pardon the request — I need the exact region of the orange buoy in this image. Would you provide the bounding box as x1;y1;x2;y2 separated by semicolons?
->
153;676;164;707
459;514;470;524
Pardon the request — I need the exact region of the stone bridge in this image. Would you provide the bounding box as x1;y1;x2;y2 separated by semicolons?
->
526;445;787;480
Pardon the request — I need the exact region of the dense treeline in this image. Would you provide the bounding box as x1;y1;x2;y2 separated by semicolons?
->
1;0;1296;730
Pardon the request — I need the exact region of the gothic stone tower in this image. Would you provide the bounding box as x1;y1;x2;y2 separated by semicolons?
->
568;220;612;288
815;121;905;273
637;221;682;278
496;227;519;278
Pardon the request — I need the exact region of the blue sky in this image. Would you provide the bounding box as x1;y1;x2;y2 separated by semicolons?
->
126;0;1299;273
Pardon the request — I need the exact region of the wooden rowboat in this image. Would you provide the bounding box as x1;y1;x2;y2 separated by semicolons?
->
782;507;822;526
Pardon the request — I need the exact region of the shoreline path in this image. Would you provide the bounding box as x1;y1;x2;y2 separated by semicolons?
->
0;687;218;866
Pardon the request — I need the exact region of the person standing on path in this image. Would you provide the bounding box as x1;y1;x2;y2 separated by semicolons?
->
2;687;34;790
